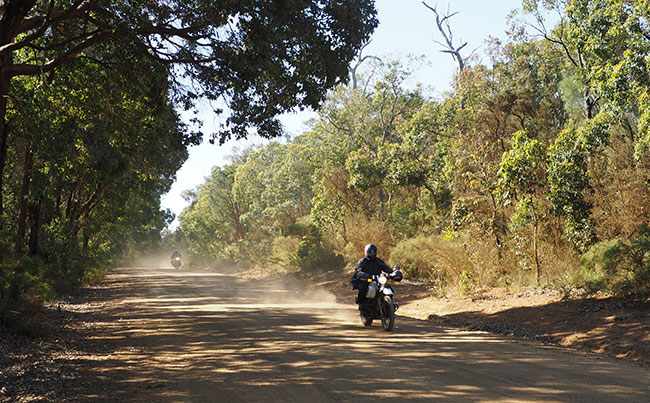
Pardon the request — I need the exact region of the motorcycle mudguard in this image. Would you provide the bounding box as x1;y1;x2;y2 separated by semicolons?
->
382;288;394;296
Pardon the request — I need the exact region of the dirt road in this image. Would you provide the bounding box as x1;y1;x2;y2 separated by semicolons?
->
58;266;649;402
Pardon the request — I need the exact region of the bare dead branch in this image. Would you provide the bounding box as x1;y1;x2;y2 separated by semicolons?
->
422;1;470;72
350;41;382;90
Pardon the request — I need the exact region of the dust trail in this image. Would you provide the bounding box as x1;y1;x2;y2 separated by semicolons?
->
122;262;362;326
236;270;361;325
131;252;174;269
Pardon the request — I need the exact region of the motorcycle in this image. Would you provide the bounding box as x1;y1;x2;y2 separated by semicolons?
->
171;255;181;269
358;267;402;331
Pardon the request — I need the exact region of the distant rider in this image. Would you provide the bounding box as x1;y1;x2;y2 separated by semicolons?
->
171;249;181;259
353;243;394;305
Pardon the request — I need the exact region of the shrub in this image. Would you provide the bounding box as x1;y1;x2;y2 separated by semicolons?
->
341;242;360;268
344;213;393;261
457;270;478;295
270;235;301;272
292;226;345;272
286;216;311;237
389;234;473;283
389;235;440;279
572;228;650;298
0;256;57;314
40;218;87;294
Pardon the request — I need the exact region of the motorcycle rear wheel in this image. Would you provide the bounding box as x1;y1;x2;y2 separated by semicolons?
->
380;296;395;331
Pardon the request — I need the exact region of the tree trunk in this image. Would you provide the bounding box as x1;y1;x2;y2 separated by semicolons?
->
0;0;38;222
16;143;33;254
0;72;10;220
532;204;541;286
27;197;41;256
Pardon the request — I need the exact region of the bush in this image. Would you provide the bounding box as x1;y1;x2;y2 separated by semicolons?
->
571;228;650;298
389;235;440;278
286;216;311;237
292;226;344;272
341;242;360;268
389;234;473;283
0;256;57;314
344;213;393;261
40;218;87;293
270;235;301;272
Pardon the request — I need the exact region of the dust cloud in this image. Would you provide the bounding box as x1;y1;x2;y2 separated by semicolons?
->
130;252;179;270
125;263;361;326
228;269;361;325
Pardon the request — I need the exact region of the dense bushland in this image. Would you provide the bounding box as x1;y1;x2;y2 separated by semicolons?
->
178;1;650;299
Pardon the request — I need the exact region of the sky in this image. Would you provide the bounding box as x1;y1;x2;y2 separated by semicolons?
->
160;0;531;228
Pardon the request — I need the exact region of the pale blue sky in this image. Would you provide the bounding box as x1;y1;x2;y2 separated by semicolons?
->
161;0;532;227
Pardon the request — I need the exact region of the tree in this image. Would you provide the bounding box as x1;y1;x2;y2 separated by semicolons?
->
7;43;190;255
518;0;601;119
308;59;425;244
498;131;548;284
233;142;315;237
178;165;245;263
0;0;379;217
448;36;564;256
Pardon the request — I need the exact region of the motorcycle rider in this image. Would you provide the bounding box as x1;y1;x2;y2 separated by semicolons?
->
171;249;181;260
354;243;394;305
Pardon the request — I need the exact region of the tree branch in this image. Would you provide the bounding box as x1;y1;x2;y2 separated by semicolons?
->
422;1;469;72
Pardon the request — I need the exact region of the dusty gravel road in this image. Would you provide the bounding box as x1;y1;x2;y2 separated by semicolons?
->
73;266;649;402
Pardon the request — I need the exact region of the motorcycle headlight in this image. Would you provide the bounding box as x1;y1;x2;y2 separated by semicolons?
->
379;275;387;285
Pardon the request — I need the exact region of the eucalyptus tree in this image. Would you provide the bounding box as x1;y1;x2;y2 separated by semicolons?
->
309;59;425;244
5;44;190;293
178;165;245;262
564;0;650;156
0;0;378;218
233;141;315;237
444;36;564;255
497;131;548;283
523;0;650;247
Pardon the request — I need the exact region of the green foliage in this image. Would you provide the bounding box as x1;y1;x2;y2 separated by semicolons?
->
341;242;360;267
389;236;440;279
4;1;379;142
286;216;311;237
0;256;56;313
498;131;547;202
572;228;650;298
292;226;344;272
547;128;590;248
0;25;191;311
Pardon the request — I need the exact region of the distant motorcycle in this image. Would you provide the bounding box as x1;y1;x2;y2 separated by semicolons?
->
359;267;402;331
171;255;181;269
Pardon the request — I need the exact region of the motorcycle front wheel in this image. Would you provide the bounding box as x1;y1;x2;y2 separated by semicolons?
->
380;296;395;331
360;310;373;327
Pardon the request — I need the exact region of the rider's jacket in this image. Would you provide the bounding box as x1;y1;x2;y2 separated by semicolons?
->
355;257;392;278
